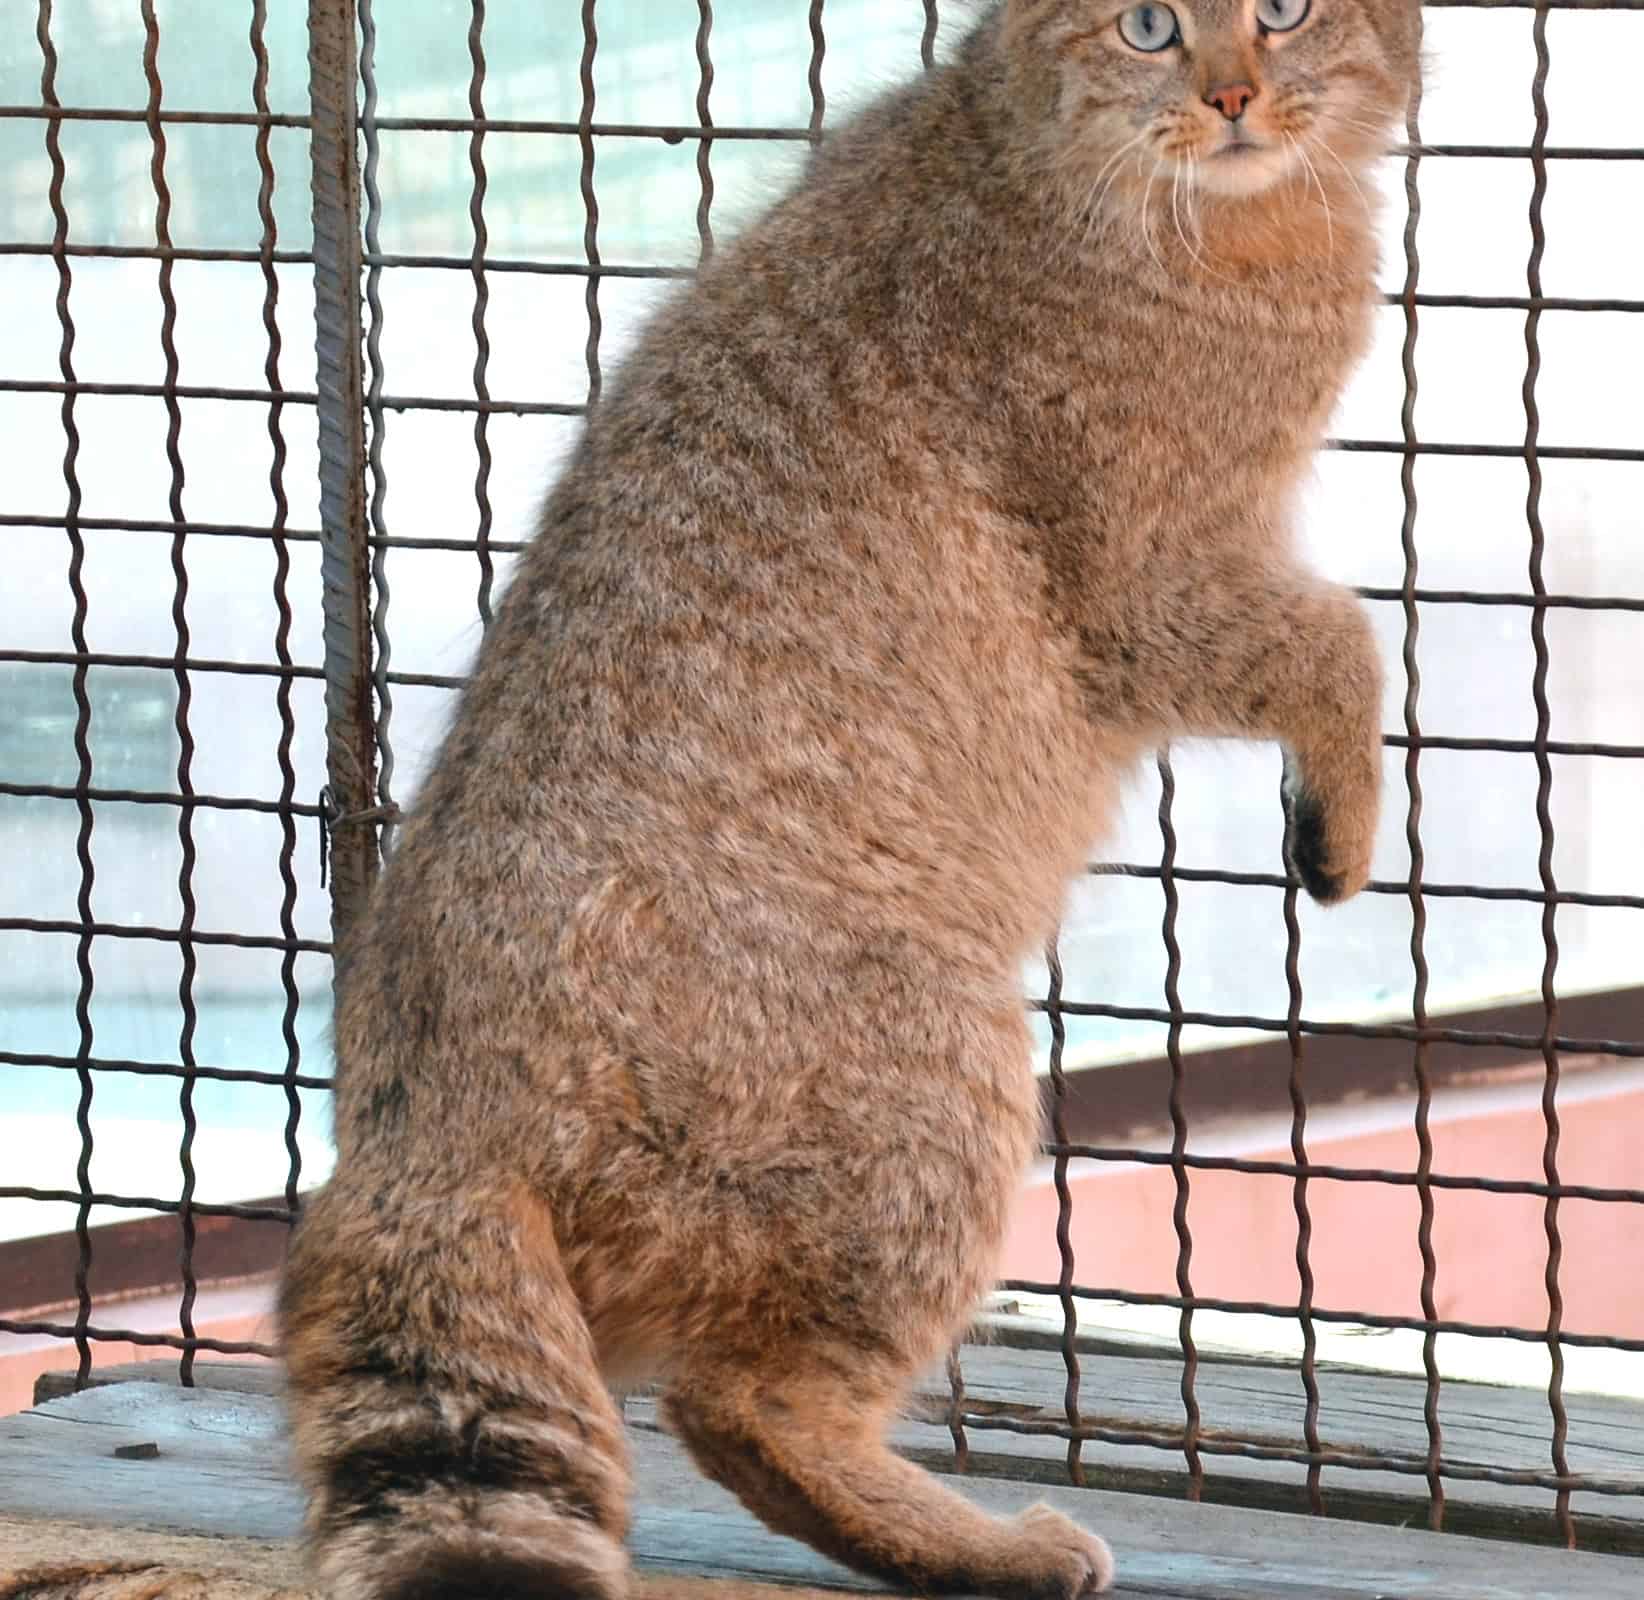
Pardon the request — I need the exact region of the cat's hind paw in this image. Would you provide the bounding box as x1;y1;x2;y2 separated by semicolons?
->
1007;1503;1116;1599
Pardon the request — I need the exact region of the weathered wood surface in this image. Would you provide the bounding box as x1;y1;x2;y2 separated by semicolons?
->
0;1519;310;1600
43;1338;1644;1551
33;1361;286;1405
901;1341;1644;1548
3;1380;1642;1598
0;1518;861;1600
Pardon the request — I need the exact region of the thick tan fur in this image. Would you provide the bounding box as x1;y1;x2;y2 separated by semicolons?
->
281;3;1420;1596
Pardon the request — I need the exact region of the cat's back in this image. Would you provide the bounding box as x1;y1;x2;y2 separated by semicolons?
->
324;75;1103;1140
335;19;1383;1101
394;68;1097;888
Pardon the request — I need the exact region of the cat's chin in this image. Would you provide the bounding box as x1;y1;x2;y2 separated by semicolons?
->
1189;143;1293;199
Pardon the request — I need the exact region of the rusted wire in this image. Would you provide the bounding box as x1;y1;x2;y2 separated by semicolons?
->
0;781;324;817
34;0;94;1397
578;2;603;409
1522;1;1575;1550
695;2;716;261
1044;937;1088;1489
2;916;329;954
10;91;1644;152
0;1316;277;1360
1087;862;1644;911
1023;999;1644;1059
18;507;1644;620
1000;1280;1644;1354
0;1187;297;1223
343;649;1644;755
1;512;327;541
357;0;399;859
941;1410;1644;1500
806;2;825;137
10;234;1644;312
3;1050;333;1091
1156;753;1204;1499
16;363;1644;460
468;0;495;629
136;0;202;1390
1427;0;1639;8
248;0;305;1223
1041;1145;1644;1206
1278;780;1322;1515
1336;438;1644;463
1;647;323;680
1397;35;1447;1535
309;0;379;939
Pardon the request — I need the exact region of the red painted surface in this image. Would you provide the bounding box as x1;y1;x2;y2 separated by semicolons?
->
1003;1075;1644;1338
5;1069;1641;1414
0;1286;276;1416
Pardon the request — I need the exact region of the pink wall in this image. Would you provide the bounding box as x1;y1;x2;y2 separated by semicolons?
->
0;1285;277;1416
7;1070;1640;1413
1004;1077;1644;1337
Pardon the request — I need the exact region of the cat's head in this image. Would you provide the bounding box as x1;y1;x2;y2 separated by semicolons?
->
1001;0;1420;202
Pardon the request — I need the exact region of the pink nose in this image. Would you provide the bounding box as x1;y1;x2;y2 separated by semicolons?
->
1205;82;1256;122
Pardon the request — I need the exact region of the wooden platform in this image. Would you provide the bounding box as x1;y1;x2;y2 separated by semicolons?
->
1;1357;1641;1599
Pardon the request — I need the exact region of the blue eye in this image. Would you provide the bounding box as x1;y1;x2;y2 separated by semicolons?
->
1118;3;1180;53
1256;0;1312;33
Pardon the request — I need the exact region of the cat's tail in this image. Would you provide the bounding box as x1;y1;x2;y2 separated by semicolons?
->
279;1173;631;1600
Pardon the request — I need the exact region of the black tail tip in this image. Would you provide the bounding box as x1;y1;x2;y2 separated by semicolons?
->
381;1550;621;1600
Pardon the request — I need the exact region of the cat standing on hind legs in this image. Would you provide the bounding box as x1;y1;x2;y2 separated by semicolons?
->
280;2;1419;1596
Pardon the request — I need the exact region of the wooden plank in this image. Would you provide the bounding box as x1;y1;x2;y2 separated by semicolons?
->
0;1518;310;1600
31;1342;1644;1550
33;1359;284;1406
976;1296;1644;1400
938;1339;1644;1484
0;1383;301;1542
0;1518;860;1600
2;1382;1641;1598
904;1341;1644;1548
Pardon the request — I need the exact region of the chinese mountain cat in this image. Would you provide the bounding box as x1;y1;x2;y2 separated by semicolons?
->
281;2;1419;1596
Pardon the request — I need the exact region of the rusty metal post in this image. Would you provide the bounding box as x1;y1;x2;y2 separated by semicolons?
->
308;0;378;940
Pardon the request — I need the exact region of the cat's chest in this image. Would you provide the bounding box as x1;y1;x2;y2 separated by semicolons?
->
1044;286;1368;484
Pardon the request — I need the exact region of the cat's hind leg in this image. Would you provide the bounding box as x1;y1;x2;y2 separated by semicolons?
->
664;1361;1113;1599
280;1171;632;1600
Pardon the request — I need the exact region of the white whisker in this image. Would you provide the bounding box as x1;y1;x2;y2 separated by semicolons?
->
1170;155;1224;279
1307;130;1372;219
1083;126;1154;239
1287;132;1334;260
1326;110;1400;148
1137;154;1168;276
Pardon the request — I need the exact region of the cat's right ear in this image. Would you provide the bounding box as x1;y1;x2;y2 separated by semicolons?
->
1000;0;1078;43
1362;0;1425;98
995;0;1073;120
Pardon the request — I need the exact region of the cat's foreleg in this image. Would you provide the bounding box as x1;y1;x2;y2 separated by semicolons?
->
1251;574;1382;903
1107;562;1383;903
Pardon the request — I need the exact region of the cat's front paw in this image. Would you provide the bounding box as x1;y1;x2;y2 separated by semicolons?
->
1007;1503;1115;1599
1284;753;1378;905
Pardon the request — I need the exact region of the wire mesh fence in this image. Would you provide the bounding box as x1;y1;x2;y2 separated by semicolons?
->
1;0;1641;1552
